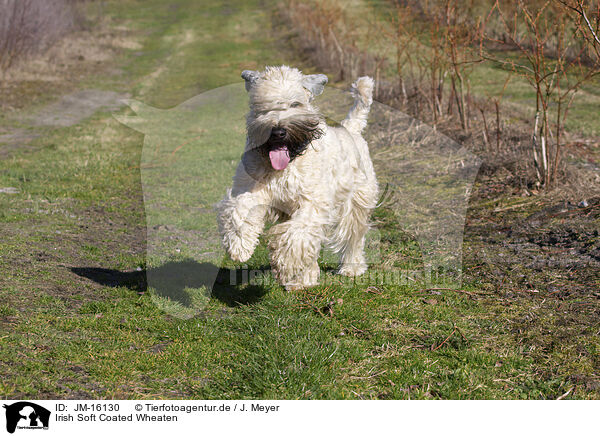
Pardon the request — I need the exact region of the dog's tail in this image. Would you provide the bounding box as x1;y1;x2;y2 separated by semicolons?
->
341;76;374;135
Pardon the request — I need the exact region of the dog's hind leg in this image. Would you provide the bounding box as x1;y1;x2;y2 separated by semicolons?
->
336;180;377;277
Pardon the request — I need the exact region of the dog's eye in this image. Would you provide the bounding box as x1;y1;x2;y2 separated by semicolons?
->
290;102;302;108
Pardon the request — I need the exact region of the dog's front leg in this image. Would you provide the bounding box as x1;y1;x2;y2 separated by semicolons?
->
268;207;325;290
216;179;269;263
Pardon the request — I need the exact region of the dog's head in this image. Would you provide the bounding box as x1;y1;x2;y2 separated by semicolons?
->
242;66;327;171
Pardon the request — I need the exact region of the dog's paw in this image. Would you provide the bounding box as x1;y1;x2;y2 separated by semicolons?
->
229;250;252;263
284;283;306;291
227;244;254;263
282;276;319;291
224;235;255;263
274;261;320;291
338;262;367;277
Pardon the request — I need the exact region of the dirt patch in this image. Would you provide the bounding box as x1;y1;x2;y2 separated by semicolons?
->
0;90;128;157
29;89;128;128
464;196;600;294
0;197;147;313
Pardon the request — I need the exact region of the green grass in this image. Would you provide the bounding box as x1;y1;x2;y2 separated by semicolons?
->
0;0;598;400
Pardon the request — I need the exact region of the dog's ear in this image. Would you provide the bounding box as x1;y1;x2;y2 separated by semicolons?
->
241;70;260;91
302;74;328;96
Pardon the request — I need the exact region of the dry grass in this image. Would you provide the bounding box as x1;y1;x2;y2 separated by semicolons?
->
0;14;140;112
281;1;392;85
0;0;127;113
0;0;80;72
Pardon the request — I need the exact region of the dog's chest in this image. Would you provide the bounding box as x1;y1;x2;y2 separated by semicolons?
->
268;155;326;207
267;166;304;206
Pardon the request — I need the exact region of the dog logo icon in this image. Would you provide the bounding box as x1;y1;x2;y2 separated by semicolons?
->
3;402;50;434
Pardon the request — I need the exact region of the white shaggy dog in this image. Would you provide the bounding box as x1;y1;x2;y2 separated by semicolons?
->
217;66;378;290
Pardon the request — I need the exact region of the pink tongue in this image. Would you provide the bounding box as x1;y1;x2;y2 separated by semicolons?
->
269;147;290;170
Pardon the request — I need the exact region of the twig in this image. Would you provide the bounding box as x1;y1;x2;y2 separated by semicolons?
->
431;327;457;351
422;287;478;297
494;99;501;152
556;387;574;400
480;107;491;149
365;286;383;295
375;183;392;208
349;370;388;380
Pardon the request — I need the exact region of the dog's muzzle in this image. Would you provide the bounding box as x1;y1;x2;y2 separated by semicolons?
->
267;128;290;171
251;116;324;171
270;128;286;141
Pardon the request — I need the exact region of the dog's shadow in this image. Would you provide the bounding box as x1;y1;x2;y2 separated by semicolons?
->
71;260;272;308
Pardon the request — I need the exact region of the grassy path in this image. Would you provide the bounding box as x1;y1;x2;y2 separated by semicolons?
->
0;0;598;399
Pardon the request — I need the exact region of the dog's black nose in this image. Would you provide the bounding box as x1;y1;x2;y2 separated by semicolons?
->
270;128;286;140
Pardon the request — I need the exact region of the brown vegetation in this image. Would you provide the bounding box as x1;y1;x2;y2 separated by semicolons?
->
479;0;600;187
0;0;80;72
281;0;600;191
0;0;134;113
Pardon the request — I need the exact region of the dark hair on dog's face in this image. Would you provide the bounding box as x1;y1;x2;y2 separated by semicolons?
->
261;115;324;161
241;115;324;180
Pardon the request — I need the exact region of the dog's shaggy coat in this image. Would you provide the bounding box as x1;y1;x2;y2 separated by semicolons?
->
217;66;378;290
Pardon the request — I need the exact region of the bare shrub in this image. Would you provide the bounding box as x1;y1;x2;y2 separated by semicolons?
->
0;0;77;72
479;0;600;187
443;0;483;132
388;2;417;106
